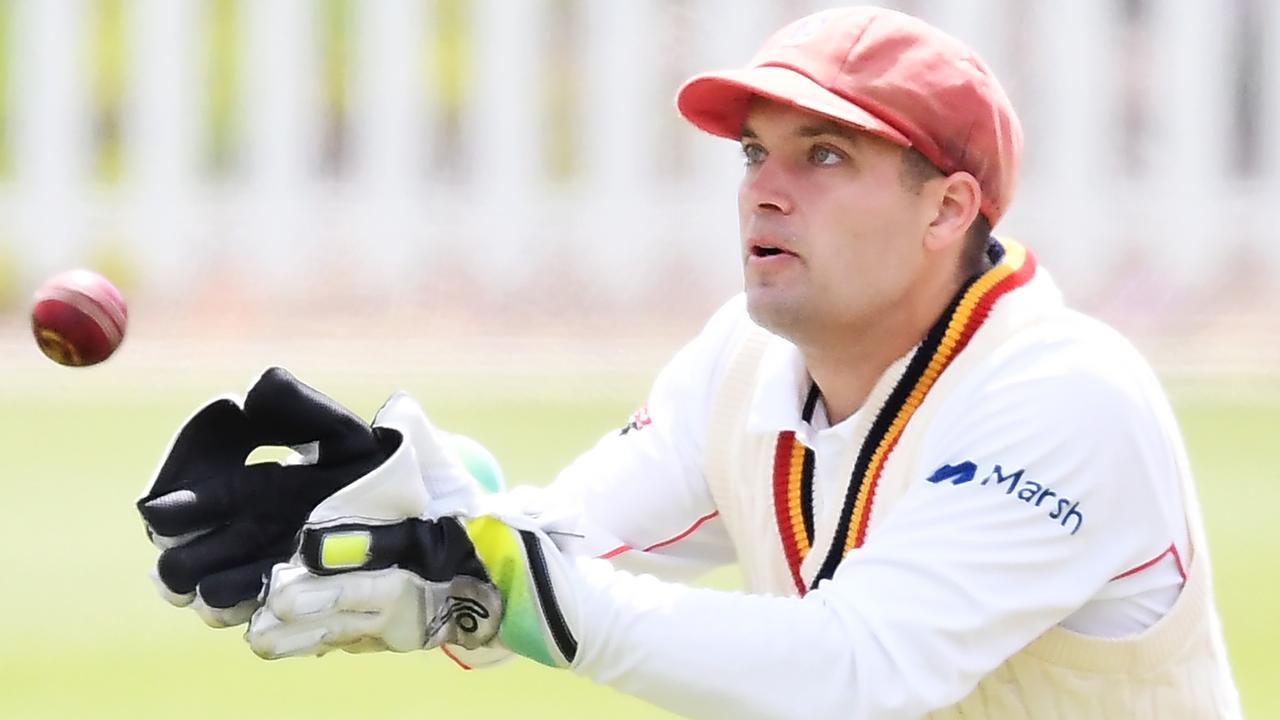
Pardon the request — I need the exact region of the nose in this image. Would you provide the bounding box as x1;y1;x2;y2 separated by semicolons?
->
739;158;793;215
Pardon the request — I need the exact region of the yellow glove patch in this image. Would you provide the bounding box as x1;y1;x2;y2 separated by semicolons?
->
318;530;372;570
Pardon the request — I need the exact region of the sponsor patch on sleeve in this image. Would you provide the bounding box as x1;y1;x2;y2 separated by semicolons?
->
619;405;652;435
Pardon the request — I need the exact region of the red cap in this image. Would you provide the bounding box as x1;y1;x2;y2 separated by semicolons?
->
676;7;1022;225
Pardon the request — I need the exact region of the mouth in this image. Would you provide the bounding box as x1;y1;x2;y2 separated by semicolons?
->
749;244;796;259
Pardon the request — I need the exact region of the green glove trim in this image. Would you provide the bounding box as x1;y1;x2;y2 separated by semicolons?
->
467;517;576;667
447;433;506;494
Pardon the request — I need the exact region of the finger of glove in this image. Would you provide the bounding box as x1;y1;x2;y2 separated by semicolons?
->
300;612;392;650
339;637;392;655
149;566;195;608
147;525;213;552
242;367;379;465
197;557;279;610
156;521;289;595
139;399;255;530
260;566;431;654
247;605;390;659
191;595;259;629
246;608;332;660
139;478;238;540
266;567;413;621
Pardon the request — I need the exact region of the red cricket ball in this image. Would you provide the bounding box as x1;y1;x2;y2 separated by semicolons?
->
31;269;128;367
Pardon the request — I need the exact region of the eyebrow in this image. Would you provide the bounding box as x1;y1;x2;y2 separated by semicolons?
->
740;119;863;145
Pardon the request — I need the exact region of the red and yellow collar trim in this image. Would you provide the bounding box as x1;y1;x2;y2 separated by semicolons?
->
772;240;1037;595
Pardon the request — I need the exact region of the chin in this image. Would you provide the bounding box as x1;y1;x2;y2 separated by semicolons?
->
745;290;806;340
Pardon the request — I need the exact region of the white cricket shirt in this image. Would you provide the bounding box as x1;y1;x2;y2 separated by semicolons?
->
517;267;1193;718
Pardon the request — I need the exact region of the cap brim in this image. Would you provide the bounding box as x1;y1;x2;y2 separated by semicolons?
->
676;66;911;147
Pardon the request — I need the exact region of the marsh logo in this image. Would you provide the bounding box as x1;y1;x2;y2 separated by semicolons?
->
926;461;1085;535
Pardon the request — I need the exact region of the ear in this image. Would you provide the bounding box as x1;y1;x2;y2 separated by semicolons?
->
923;172;982;252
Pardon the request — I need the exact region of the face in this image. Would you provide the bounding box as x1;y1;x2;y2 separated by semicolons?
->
738;100;941;346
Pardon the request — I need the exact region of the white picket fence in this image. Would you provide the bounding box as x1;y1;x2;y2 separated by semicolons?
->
1;0;1278;312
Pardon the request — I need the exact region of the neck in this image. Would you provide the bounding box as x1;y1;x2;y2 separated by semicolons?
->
802;337;906;425
802;274;967;425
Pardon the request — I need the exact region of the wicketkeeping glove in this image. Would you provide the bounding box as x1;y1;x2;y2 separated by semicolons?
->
137;367;392;627
245;394;582;669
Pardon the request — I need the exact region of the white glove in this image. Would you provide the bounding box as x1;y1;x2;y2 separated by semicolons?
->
245;394;582;670
245;393;502;661
374;391;493;520
248;555;502;658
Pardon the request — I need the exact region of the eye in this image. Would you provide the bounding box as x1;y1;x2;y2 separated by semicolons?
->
741;142;766;166
809;144;844;166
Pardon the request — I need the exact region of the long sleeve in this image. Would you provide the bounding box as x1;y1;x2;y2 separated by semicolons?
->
562;351;1187;719
500;296;755;579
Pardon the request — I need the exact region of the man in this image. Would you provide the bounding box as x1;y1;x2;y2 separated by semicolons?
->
139;7;1242;718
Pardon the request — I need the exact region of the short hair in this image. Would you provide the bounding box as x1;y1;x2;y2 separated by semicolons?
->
899;148;991;277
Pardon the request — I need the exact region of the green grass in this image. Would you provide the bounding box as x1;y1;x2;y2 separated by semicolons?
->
0;368;1274;718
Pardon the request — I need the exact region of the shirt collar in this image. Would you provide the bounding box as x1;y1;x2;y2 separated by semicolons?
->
746;336;814;435
741;241;1060;442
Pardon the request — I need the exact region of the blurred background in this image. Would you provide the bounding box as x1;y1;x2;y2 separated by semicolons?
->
0;0;1276;718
